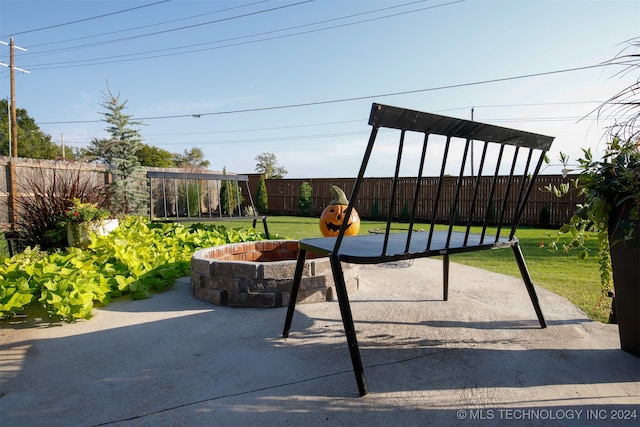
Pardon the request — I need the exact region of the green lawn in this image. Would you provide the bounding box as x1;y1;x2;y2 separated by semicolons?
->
216;215;609;323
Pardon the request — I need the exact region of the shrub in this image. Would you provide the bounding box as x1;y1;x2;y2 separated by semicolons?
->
298;181;312;216
62;198;111;224
219;169;244;216
539;205;551;228
256;174;268;214
178;179;203;216
371;194;380;219
15;164;108;250
401;201;410;222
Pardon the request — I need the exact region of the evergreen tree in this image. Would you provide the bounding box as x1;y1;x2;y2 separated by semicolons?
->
256;174;268;214
219;167;241;216
97;85;146;215
298;181;313;216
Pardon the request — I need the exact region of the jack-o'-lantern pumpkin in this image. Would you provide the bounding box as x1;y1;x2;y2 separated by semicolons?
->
319;186;360;237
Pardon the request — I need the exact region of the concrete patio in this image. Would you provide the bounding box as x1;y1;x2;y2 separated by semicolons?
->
1;258;638;426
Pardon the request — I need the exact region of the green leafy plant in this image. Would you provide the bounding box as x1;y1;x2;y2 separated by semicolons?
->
15;164;108;250
542;38;640;317
63;198;114;249
256;174;268;214
543;139;639;308
371;194;380;219
297;181;313;216
178;179;203;216
0;217;266;321
219;168;244;216
539;206;551;228
62;198;111;224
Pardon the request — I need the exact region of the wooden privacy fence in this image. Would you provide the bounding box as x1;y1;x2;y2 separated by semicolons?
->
0;157;110;230
0;157;582;230
0;159;230;230
249;174;583;227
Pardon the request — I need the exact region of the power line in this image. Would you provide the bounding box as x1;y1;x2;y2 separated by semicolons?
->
140;105;603;137
145;119;364;136
26;0;273;48
152;130;369;146
135;115;614;146
2;1;173;37
49;106;609;142
22;0;449;66
22;0;316;58
37;63;616;125
434;101;604;114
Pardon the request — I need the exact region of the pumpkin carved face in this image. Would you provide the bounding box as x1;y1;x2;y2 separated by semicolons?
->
319;186;361;237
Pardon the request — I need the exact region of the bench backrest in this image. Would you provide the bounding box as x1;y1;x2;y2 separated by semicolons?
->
334;103;555;254
147;171;259;221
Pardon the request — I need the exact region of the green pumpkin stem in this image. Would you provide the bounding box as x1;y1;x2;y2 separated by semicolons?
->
329;186;350;205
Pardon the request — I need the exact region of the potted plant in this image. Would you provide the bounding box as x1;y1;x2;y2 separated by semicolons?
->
63;198;118;249
544;38;639;357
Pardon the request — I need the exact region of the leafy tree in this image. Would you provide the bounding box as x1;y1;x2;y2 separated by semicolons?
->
298;181;313;216
174;147;210;169
137;144;176;167
255;174;268;214
80;138;108;161
96;85;146;215
255;152;287;179
0;99;64;159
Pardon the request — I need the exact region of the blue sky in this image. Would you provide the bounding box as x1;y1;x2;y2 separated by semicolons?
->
0;0;638;178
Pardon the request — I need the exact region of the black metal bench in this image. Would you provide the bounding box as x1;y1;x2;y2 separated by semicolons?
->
283;103;554;396
147;170;269;238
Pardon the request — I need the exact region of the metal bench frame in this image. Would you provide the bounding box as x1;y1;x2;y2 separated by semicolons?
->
282;103;554;396
147;170;269;238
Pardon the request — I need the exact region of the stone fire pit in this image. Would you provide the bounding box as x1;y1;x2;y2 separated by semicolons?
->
190;240;360;308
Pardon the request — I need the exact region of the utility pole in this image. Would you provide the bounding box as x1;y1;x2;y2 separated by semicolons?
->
0;37;29;230
6;99;11;157
0;37;29;157
10;38;17;157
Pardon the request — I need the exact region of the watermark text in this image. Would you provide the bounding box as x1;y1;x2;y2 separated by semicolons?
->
456;408;638;421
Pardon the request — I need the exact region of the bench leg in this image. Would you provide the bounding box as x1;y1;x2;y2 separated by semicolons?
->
443;254;449;301
262;217;270;239
330;254;368;396
512;243;547;328
250;217;270;239
283;249;307;338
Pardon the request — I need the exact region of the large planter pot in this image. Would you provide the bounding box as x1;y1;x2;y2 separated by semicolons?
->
608;202;639;357
68;219;119;249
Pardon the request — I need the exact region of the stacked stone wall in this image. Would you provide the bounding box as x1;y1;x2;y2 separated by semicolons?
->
191;240;359;308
